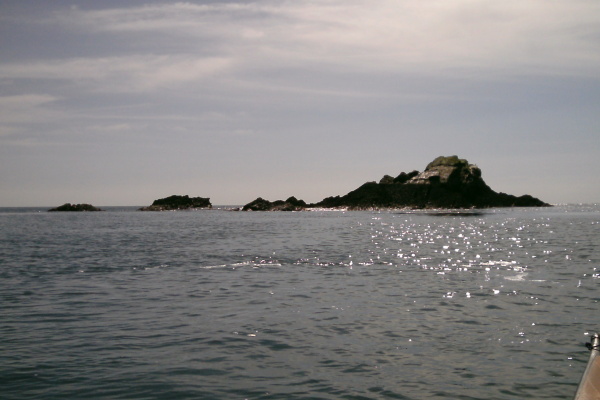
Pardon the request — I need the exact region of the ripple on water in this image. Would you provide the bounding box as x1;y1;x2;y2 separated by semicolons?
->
1;206;599;399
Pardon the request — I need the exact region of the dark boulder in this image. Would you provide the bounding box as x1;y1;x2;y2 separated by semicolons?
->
242;197;274;211
48;203;102;212
284;196;307;208
379;175;395;184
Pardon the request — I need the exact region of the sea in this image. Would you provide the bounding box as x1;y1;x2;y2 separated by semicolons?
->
1;204;599;400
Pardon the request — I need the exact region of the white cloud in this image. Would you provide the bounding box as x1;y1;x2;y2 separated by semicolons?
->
2;1;596;102
0;125;18;138
0;94;58;108
0;94;61;124
55;0;600;77
59;2;266;34
0;56;233;93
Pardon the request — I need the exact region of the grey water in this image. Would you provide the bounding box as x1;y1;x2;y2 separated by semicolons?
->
1;205;599;399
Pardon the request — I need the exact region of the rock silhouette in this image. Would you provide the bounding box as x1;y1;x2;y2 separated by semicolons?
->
139;195;212;211
242;156;549;210
48;203;102;212
242;196;307;211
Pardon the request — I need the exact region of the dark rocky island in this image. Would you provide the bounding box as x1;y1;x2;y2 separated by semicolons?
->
139;195;212;211
242;156;549;211
48;203;102;212
242;196;307;211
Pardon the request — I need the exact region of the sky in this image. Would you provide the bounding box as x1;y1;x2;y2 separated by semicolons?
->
1;0;599;206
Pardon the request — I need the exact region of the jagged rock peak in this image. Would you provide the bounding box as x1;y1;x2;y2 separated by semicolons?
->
426;155;469;169
408;155;481;186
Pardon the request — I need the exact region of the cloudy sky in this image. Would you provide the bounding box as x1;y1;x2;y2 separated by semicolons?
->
1;0;599;206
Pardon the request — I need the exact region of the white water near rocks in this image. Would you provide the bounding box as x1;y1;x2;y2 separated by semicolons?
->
1;205;599;399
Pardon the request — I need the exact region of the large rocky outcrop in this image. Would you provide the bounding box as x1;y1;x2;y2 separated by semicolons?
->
48;203;102;212
139;195;212;211
241;156;549;210
316;156;549;209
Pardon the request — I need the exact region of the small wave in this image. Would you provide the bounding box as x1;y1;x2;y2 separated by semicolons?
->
197;264;230;269
199;260;283;269
132;264;170;271
505;272;528;281
481;260;518;267
307;207;349;212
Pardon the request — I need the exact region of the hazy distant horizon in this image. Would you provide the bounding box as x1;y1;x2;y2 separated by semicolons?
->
1;1;599;207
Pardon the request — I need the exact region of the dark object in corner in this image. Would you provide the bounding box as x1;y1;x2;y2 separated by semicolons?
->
48;203;102;212
139;195;212;211
574;333;600;400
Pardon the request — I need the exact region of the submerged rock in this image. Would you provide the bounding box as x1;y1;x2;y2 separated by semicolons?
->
139;195;212;211
48;203;102;212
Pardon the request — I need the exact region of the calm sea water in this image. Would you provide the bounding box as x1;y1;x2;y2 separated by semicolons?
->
1;205;599;399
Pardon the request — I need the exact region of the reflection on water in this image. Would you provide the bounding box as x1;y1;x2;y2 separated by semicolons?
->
0;205;599;399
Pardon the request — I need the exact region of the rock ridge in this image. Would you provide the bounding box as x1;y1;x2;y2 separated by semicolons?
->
242;156;549;211
139;195;212;211
242;196;307;211
48;203;102;212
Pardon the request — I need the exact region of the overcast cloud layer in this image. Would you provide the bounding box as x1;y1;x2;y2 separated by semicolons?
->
1;0;599;206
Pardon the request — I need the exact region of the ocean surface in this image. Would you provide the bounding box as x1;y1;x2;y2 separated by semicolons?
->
1;204;599;399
